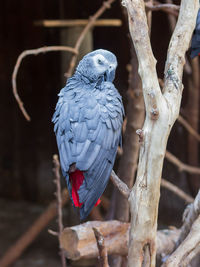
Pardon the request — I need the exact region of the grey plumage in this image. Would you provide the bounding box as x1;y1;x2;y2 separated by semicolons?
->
191;7;200;58
52;49;124;220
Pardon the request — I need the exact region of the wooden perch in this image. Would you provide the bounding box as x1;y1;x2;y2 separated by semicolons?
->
122;0;199;266
34;19;122;28
60;220;180;261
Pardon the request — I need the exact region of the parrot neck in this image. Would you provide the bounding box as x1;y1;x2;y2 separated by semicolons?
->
74;71;95;84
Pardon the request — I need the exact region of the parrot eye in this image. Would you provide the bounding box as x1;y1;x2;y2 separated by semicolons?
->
98;59;103;65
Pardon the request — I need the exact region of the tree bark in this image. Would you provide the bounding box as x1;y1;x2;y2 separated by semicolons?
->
60;220;180;261
122;0;199;266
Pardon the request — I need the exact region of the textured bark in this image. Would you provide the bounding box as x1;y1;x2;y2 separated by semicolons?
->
162;215;200;267
60;220;179;261
60;221;129;260
122;0;199;266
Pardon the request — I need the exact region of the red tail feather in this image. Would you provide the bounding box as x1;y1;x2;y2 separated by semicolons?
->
69;170;101;208
69;170;84;207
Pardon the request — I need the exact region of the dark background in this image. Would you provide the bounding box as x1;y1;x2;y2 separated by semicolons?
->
0;0;199;266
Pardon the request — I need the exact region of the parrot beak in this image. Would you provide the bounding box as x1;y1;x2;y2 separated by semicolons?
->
103;64;115;82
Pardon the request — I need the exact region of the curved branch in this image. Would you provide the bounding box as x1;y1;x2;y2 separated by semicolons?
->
165;150;200;175
145;2;179;17
12;46;77;121
178;115;200;142
66;0;116;77
110;170;130;199
161;178;194;204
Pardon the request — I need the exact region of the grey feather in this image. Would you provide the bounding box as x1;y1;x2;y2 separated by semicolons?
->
52;49;124;220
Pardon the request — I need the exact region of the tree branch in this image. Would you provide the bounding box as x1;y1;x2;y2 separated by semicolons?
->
165;150;200;175
12;46;77;121
12;0;116;121
122;0;198;266
66;0;116;77
161;178;194;204
178;115;200;142
176;190;200;247
163;1;198;117
110;170;130;199
52;154;67;267
0;188;69;267
145;2;179;17
162;214;200;267
93;227;110;267
60;220;180;260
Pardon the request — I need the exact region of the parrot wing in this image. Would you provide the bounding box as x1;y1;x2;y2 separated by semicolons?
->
52;79;124;220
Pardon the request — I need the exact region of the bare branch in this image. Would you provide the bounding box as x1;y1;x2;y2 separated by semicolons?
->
178;115;200;142
122;0;198;266
0;188;69;267
66;0;116;77
145;2;179;17
12;46;77;121
177;190;200;247
52;154;67;267
162;190;200;266
60;220;180;260
93;227;110;267
110;170;130;199
161;178;194;204
162;215;200;267
163;1;198;119
165;150;200;175
34;19;122;27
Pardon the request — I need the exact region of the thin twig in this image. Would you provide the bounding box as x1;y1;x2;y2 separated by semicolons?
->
93;227;110;267
176;190;200;247
178;115;200;142
145;2;179;16
0;188;69;267
66;0;116;77
165;150;200;175
161;178;194;203
165;0;177;31
53;154;67;267
12;46;77;121
110;170;131;199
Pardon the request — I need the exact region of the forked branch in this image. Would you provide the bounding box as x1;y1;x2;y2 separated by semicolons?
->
122;0;198;266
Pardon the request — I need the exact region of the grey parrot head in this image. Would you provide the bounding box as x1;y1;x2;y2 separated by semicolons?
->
75;49;117;83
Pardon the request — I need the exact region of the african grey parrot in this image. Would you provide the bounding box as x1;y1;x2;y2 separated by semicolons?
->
52;49;124;220
191;7;200;58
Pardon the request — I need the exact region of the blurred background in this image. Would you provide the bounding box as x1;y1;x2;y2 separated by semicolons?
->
0;0;199;266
